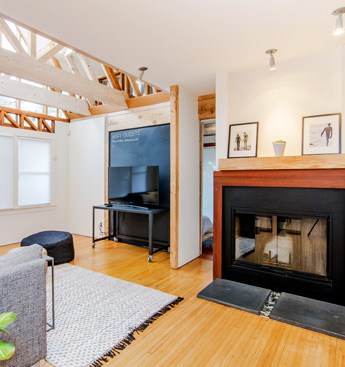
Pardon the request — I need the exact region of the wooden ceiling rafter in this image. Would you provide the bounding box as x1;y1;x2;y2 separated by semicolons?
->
77;54;97;81
0;18;28;55
0;74;90;115
127;75;141;97
0;48;127;108
103;65;121;90
0;15;168;126
28;32;36;58
37;41;64;63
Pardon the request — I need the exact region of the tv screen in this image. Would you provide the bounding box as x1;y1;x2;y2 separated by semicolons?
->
108;166;159;205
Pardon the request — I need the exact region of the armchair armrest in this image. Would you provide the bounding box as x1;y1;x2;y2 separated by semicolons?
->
0;259;47;367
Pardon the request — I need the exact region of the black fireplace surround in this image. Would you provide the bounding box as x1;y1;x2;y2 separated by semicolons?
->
222;187;345;305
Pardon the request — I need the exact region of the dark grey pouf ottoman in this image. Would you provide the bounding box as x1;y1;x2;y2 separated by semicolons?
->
21;230;74;265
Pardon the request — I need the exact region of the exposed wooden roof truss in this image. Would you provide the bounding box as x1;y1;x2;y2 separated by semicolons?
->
0;16;168;129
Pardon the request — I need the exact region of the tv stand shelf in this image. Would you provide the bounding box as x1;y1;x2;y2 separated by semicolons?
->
92;204;169;262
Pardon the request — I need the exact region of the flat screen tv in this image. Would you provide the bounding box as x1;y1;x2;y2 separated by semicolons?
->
108;165;159;205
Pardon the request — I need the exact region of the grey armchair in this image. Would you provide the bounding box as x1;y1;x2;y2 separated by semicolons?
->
0;245;47;367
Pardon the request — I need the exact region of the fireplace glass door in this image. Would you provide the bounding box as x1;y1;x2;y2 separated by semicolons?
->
234;213;328;276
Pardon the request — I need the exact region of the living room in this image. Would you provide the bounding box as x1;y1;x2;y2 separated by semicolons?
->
1;1;345;367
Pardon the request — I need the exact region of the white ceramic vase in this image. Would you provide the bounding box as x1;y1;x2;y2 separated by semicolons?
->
273;142;286;156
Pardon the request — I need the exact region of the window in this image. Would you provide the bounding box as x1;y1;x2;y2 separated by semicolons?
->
0;136;14;209
20;100;44;114
0;95;16;109
18;139;51;206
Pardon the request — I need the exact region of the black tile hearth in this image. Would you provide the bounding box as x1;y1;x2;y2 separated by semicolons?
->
270;292;345;339
197;278;271;314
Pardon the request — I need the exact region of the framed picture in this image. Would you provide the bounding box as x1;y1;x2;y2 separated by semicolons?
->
302;113;341;155
227;122;258;158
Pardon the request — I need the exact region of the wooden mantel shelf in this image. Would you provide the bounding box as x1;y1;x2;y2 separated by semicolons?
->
218;154;345;171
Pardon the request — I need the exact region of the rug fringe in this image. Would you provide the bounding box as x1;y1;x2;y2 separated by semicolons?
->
89;297;184;367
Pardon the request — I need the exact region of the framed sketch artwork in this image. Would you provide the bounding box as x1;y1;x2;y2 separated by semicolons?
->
228;122;258;158
302;113;341;155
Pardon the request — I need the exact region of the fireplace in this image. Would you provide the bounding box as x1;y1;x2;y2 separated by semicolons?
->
234;212;327;276
214;167;345;306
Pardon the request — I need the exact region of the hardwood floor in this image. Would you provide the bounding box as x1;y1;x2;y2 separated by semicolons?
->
2;235;345;366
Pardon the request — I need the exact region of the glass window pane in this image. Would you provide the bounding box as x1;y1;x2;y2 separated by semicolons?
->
0;95;16;109
0;136;14;209
20;100;44;114
58;109;66;118
19;173;50;206
234;212;327;276
48;107;57;116
18;139;51;206
20;79;45;88
19;139;51;173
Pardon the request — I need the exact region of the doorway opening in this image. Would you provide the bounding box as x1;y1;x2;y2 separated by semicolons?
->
200;119;216;260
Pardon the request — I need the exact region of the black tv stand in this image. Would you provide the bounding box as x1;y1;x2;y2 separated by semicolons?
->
109;200;135;206
92;204;169;262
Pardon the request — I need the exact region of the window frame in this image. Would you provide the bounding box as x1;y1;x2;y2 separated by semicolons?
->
0;129;56;215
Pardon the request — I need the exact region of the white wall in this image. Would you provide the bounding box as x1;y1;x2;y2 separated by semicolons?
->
216;48;344;159
215;72;231;164
68;116;105;237
178;86;200;267
0;122;69;245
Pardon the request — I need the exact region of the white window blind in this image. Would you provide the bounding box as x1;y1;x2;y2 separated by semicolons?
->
0;136;14;209
18;139;51;206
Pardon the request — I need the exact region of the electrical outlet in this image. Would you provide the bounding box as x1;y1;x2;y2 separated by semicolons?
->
99;222;104;235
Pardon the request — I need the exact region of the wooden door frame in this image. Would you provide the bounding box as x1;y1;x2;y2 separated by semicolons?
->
170;85;179;269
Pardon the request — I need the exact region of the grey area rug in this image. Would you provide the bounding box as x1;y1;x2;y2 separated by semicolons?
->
46;264;182;367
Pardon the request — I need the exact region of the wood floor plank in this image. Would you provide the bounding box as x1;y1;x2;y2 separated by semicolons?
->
1;234;345;367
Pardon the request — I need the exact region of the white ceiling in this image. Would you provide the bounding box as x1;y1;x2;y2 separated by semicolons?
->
0;0;344;95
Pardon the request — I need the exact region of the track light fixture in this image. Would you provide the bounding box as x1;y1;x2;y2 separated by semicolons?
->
332;8;345;36
136;67;148;87
265;49;278;71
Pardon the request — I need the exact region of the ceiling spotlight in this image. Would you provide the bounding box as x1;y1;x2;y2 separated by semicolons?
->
332;8;345;36
136;67;148;87
265;49;278;71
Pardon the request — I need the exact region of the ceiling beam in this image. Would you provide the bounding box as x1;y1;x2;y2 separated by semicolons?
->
28;32;36;58
128;75;141;97
64;54;95;106
0;18;28;55
0;75;91;115
37;41;64;63
103;65;121;90
0;47;127;108
126;92;170;109
51;56;62;69
64;54;79;74
77;55;97;81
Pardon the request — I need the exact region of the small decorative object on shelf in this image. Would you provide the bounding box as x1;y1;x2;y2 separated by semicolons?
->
273;140;286;156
